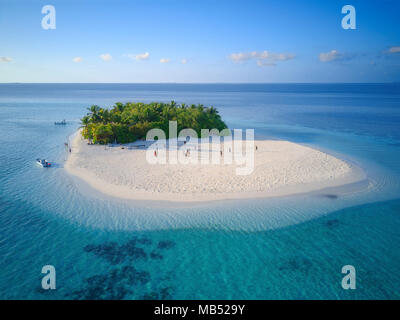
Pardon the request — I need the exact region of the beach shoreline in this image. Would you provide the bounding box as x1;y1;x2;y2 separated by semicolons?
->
65;131;366;203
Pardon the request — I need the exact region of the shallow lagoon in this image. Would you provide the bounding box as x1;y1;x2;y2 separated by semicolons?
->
0;83;399;299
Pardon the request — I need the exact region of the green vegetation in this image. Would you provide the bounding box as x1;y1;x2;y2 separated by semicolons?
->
80;101;228;144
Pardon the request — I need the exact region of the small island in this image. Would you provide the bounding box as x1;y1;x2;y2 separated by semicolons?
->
65;101;366;203
80;101;227;144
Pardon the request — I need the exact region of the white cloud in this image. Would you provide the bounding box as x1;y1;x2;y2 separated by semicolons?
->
388;46;400;54
160;58;170;63
257;60;276;67
126;52;150;61
229;51;295;67
100;53;112;61
257;51;295;61
137;52;150;60
181;58;188;64
72;57;83;63
0;57;12;62
319;50;359;63
229;52;257;62
319;50;342;62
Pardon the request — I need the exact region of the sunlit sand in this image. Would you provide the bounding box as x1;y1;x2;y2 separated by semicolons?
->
65;132;364;202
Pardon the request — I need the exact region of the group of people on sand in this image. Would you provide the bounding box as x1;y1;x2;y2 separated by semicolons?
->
152;144;259;158
219;145;258;157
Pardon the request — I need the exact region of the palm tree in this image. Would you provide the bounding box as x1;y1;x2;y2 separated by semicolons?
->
87;105;101;122
80;115;90;128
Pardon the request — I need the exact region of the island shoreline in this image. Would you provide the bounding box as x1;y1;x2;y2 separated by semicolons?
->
65;130;367;204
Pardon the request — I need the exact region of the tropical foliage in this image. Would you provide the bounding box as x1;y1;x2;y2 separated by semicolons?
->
80;101;228;144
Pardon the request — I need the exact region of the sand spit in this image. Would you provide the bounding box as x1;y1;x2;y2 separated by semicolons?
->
65;132;364;202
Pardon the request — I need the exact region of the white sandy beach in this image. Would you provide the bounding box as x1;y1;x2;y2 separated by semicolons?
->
65;132;365;202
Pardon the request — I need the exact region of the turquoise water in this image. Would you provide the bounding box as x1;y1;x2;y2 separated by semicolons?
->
0;83;399;299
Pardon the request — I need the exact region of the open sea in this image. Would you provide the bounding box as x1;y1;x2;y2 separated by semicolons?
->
0;83;399;299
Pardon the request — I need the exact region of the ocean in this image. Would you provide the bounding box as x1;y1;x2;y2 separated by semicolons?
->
0;83;399;299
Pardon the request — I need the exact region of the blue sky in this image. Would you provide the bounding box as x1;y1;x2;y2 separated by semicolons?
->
0;0;399;82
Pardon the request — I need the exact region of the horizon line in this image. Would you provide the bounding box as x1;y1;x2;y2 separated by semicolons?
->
1;82;399;85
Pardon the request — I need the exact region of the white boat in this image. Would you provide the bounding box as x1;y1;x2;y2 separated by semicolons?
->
36;159;51;167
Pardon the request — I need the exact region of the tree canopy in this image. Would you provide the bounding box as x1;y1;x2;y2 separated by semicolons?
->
80;101;228;144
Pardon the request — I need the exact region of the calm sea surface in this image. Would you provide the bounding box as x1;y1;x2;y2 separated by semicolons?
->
0;83;399;299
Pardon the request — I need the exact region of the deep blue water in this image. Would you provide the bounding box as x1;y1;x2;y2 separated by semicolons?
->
0;83;399;299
